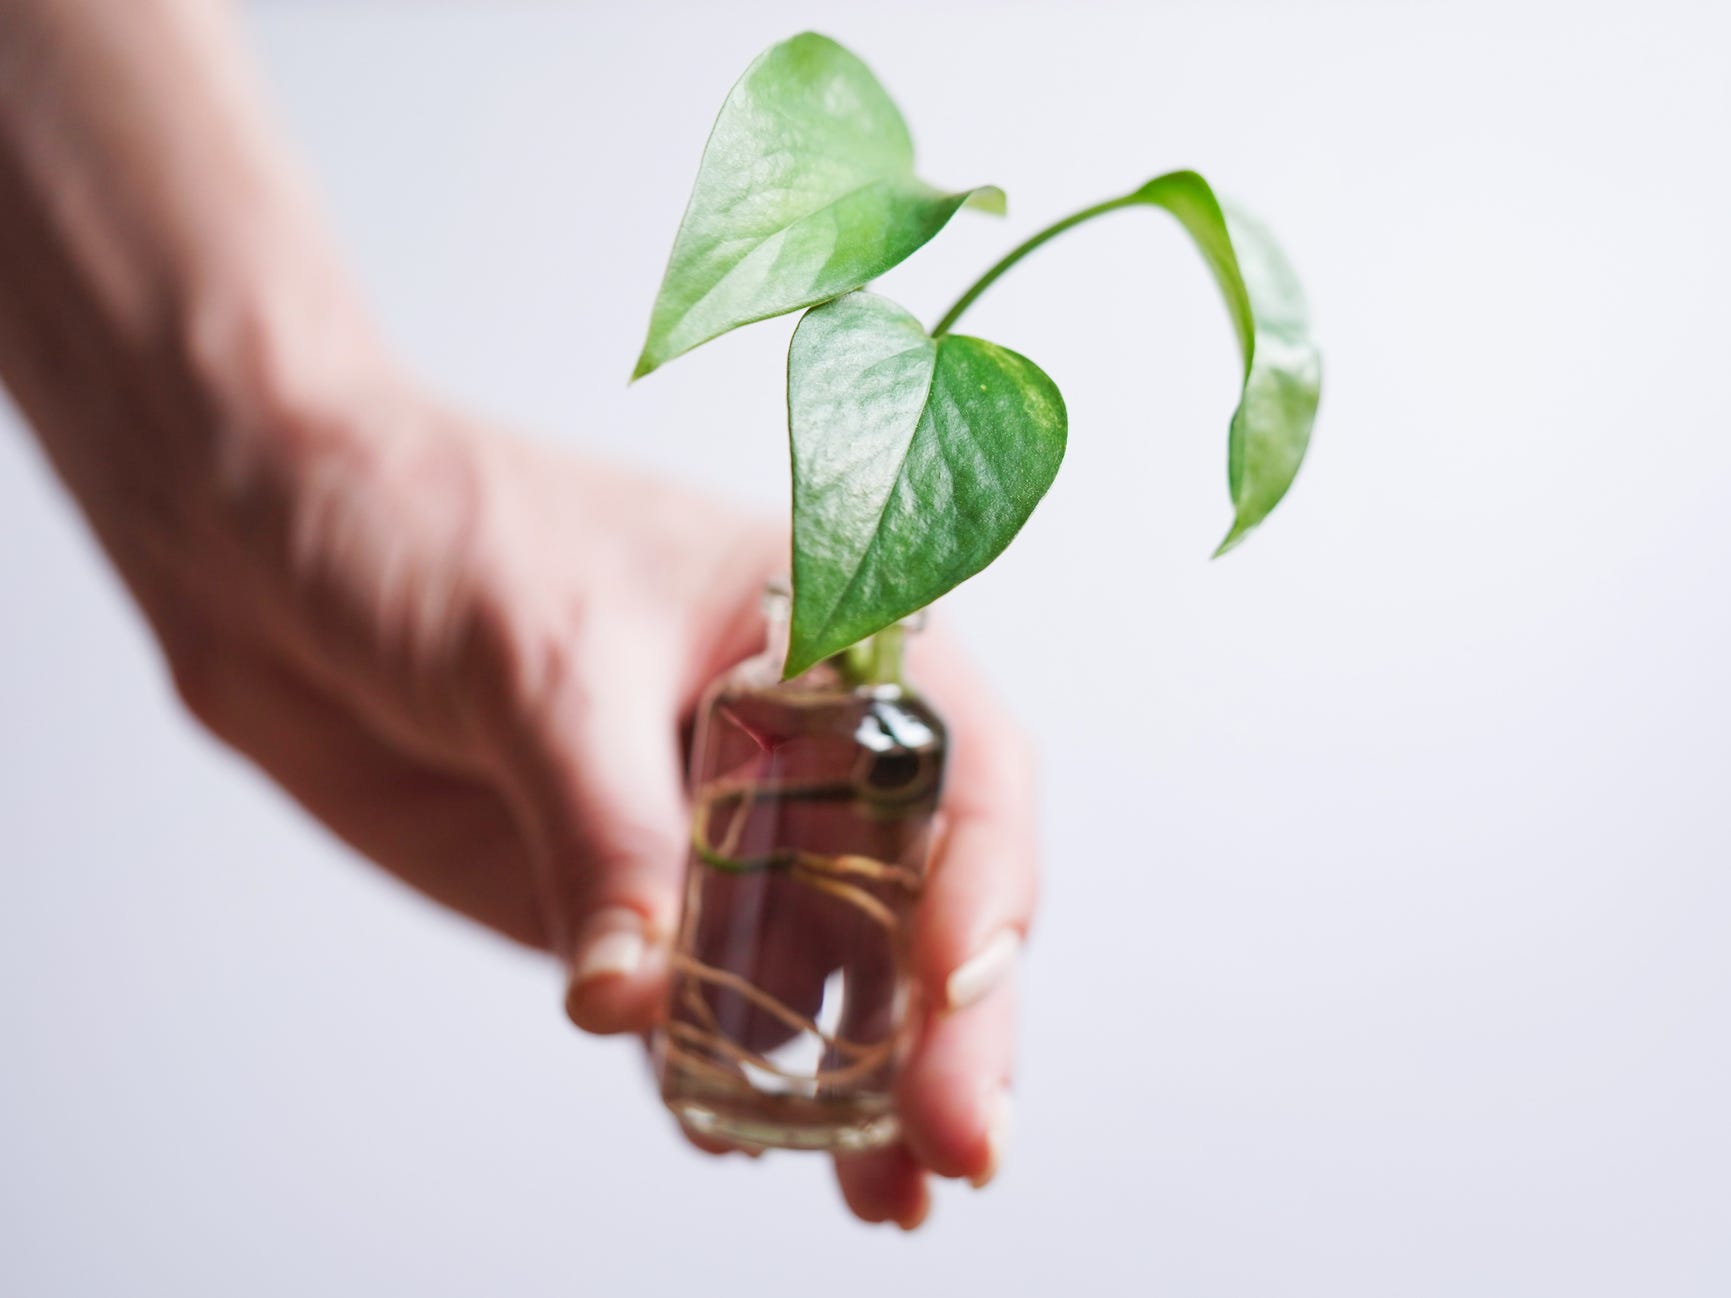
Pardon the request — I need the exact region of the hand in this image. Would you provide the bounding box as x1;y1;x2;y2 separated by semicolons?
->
0;0;1036;1233
144;380;1038;1227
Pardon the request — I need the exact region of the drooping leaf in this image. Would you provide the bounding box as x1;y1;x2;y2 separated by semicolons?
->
633;33;1003;379
1125;171;1321;554
785;292;1066;677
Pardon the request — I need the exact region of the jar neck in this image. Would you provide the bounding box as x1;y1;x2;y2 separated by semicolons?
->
761;583;910;689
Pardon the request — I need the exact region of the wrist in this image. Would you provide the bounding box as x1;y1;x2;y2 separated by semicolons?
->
175;255;403;500
0;0;400;574
104;262;405;597
60;256;412;662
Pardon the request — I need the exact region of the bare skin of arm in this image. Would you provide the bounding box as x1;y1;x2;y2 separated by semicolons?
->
0;0;1036;1227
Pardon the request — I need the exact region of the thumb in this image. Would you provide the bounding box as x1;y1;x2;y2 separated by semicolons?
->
500;646;688;1035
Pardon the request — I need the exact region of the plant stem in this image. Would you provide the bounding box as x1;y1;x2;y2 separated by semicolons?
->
834;622;905;688
931;192;1138;336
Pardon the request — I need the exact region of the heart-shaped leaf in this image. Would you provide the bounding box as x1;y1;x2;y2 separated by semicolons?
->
1125;172;1321;554
633;33;1003;380
785;292;1067;677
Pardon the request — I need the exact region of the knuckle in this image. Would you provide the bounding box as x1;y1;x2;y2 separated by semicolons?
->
576;821;684;890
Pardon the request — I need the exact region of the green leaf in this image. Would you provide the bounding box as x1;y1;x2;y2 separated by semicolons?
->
1125;172;1321;555
930;170;1320;555
785;292;1067;677
632;32;1002;380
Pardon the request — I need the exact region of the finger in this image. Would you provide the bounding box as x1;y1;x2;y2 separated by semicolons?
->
895;968;1017;1187
684;1131;734;1157
496;634;688;1036
677;1123;762;1160
906;634;1040;1014
834;1143;931;1230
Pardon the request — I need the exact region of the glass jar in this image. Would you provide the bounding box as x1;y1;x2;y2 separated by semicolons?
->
654;581;947;1151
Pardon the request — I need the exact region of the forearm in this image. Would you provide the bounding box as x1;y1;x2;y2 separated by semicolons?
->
0;0;389;624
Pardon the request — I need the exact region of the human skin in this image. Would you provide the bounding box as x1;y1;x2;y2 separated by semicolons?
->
0;0;1037;1229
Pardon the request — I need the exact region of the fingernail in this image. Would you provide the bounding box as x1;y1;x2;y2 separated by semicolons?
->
970;1087;1014;1189
944;929;1020;1012
569;907;647;991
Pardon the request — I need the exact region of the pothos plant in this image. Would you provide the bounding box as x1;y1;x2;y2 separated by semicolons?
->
634;32;1321;677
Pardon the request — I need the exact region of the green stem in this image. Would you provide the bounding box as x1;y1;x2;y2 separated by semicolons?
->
836;622;904;687
931;193;1139;337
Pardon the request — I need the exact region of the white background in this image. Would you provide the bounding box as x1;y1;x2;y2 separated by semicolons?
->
3;2;1728;1294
